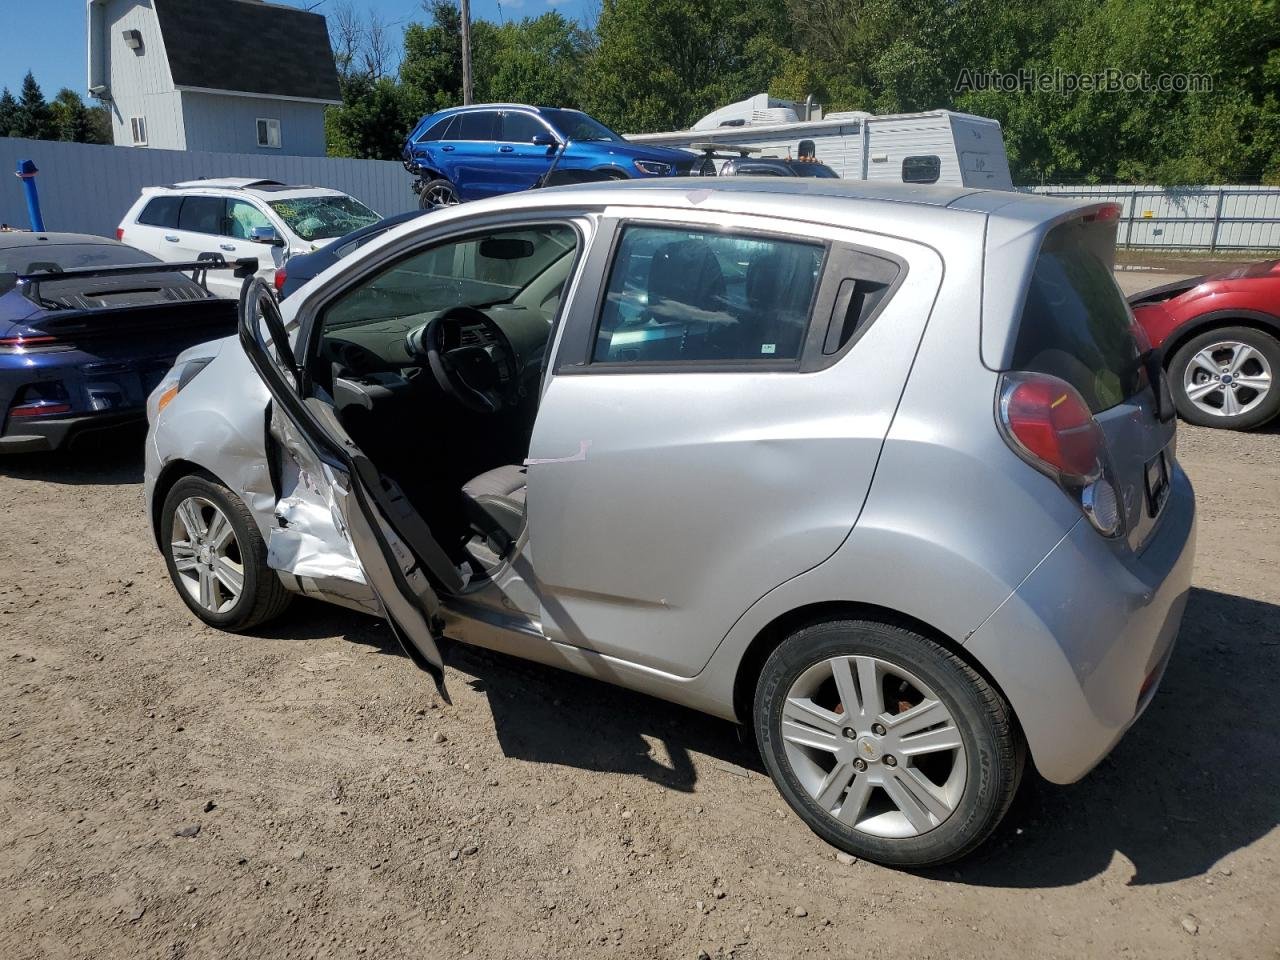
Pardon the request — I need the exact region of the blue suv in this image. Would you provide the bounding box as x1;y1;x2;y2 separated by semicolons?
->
402;104;697;205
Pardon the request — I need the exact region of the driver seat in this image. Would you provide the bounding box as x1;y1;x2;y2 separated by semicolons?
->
462;464;528;549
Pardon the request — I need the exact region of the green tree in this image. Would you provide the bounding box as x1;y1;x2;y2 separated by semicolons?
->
13;72;52;140
0;88;17;138
580;0;791;133
50;89;91;143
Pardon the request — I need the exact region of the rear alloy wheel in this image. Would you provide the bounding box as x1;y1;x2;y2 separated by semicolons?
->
755;620;1023;868
419;178;459;208
160;474;292;631
1168;326;1280;430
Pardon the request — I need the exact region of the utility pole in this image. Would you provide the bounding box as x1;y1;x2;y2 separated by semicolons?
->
460;0;473;105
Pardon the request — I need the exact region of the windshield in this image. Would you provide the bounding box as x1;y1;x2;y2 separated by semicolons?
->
267;196;379;242
0;242;157;293
542;109;624;143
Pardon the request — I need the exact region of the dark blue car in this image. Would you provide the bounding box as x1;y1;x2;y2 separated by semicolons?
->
402;104;696;206
0;232;238;453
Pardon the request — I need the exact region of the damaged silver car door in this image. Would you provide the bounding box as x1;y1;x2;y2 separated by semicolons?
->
237;279;451;690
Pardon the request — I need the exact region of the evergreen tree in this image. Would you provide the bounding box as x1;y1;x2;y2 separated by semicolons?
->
14;71;53;140
0;88;17;138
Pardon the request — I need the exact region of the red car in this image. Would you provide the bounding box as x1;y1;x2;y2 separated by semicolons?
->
1129;259;1280;430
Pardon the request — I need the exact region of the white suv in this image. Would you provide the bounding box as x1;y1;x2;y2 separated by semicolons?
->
118;178;381;298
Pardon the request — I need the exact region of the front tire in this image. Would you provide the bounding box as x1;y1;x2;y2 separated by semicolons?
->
754;619;1023;868
418;178;459;207
160;474;292;631
1167;326;1280;430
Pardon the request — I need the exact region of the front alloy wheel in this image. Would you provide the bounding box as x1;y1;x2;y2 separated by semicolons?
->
160;474;292;631
171;496;244;615
755;620;1023;867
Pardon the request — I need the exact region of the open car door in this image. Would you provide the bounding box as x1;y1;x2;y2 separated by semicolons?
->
237;279;457;696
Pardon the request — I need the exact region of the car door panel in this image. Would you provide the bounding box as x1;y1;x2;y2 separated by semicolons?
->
526;214;943;678
237;282;449;686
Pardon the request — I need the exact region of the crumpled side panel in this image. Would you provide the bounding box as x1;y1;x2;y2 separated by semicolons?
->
265;406;366;585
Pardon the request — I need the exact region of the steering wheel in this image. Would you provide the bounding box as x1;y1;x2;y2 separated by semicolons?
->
407;306;519;414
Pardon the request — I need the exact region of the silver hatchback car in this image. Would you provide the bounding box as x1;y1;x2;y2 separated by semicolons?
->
144;179;1195;867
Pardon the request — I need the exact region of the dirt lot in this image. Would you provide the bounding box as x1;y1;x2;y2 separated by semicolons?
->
2;291;1278;959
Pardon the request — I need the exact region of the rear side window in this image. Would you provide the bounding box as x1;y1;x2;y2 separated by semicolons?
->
456;111;497;141
593;225;824;365
417;115;454;142
178;196;226;234
137;195;182;227
1012;222;1142;412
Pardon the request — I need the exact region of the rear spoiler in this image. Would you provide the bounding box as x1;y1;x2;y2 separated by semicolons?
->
17;254;259;308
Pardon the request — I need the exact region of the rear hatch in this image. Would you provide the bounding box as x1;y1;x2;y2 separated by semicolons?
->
1005;215;1177;552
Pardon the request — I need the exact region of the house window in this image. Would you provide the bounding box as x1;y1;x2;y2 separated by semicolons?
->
130;116;147;146
256;118;281;149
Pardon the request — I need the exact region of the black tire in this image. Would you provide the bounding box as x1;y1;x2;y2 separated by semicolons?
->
1167;325;1280;430
754;619;1023;868
418;178;459;208
159;474;292;632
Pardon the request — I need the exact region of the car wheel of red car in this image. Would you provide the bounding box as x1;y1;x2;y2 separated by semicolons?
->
1168;325;1280;430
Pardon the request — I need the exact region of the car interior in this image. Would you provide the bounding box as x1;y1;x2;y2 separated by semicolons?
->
306;224;579;581
304;220;826;589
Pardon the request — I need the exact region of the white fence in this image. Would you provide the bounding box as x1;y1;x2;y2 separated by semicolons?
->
1022;184;1280;252
0;137;418;239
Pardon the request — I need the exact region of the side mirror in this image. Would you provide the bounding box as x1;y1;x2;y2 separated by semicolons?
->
531;133;558;147
250;225;284;247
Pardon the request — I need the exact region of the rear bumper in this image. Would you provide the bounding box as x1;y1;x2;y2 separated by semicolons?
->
0;409;145;453
966;465;1197;784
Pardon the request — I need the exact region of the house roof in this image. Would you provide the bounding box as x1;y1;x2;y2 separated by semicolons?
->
154;0;341;104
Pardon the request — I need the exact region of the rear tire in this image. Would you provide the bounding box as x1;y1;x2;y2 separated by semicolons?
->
754;619;1023;868
160;474;292;632
1167;326;1280;430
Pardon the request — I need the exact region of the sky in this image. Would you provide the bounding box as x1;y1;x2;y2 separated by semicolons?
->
0;0;591;100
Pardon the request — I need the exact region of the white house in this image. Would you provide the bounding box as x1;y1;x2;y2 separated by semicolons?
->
85;0;341;156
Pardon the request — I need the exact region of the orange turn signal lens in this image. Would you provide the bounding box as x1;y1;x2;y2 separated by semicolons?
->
156;383;180;414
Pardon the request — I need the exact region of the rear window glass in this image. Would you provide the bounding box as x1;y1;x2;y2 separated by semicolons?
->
178;196;226;234
137;195;183;228
1012;223;1143;412
456;111;497;141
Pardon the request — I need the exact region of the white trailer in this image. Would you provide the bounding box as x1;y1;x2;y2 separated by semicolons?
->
627;93;1013;190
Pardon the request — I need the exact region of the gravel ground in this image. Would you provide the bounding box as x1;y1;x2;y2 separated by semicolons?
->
1;278;1277;959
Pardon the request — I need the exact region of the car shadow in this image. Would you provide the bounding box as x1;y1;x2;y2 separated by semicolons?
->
0;425;146;484
260;595;759;792
934;586;1279;886
255;585;1276;881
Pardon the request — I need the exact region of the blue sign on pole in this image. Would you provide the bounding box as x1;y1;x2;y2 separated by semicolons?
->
15;159;45;232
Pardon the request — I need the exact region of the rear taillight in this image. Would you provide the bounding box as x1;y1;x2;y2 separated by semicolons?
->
116;227;125;241
273;267;287;295
9;399;72;418
0;335;73;355
997;371;1123;537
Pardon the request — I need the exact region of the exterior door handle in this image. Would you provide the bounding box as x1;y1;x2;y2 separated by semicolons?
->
499;145;514;153
164;235;179;242
219;243;236;251
441;145;454;152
